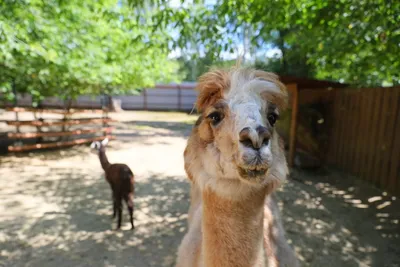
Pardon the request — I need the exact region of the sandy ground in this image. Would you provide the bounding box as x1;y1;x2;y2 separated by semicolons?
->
0;110;399;267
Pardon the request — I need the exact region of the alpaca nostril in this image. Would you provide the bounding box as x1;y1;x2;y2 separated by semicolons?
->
261;138;269;147
256;125;269;136
239;127;256;149
239;126;271;150
240;138;255;149
257;125;271;147
239;127;251;140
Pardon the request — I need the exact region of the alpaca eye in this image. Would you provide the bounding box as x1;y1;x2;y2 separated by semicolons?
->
207;111;223;125
267;113;277;126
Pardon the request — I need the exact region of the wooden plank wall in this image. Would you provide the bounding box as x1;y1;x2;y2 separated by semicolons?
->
327;87;400;195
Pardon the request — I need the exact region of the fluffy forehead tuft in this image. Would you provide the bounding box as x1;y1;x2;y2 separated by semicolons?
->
195;69;230;112
226;68;288;109
195;67;288;112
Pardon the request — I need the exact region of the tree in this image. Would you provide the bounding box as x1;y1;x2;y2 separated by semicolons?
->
0;0;182;105
177;54;237;81
209;0;400;85
133;0;400;86
302;1;400;86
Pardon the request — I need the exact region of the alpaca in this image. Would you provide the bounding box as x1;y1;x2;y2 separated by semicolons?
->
176;68;299;267
91;138;135;229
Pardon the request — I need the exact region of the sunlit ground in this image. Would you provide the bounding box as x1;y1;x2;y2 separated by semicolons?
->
0;111;399;267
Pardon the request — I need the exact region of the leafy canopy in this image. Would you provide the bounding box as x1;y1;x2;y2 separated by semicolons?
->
132;0;400;86
0;0;181;104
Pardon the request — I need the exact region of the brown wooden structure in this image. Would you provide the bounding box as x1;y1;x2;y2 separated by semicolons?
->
279;76;348;167
4;107;115;152
326;86;400;195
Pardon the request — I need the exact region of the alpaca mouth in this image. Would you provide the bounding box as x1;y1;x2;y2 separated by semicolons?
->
237;166;268;180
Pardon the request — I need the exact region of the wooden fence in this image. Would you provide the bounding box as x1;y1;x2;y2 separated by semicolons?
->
2;107;115;153
326;87;400;195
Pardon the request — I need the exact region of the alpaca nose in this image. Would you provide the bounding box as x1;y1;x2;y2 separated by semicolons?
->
239;126;270;150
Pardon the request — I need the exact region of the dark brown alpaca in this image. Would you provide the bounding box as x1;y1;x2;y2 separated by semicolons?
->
91;138;135;230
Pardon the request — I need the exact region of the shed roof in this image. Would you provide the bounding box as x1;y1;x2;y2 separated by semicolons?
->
279;75;349;90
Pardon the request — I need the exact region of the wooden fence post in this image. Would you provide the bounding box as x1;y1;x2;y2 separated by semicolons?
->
11;80;20;136
101;93;108;137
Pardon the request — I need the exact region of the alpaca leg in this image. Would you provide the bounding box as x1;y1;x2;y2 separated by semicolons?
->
125;194;134;229
112;195;117;219
117;205;122;229
111;186;117;218
116;195;123;229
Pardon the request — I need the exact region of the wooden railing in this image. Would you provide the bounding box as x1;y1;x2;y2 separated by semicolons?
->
8;135;116;152
6;118;114;127
8;127;113;139
5;107;108;114
3;107;114;153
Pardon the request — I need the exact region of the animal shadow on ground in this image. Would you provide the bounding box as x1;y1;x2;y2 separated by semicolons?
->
0;166;190;267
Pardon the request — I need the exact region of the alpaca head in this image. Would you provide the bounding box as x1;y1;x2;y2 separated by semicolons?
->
185;68;289;193
90;138;109;152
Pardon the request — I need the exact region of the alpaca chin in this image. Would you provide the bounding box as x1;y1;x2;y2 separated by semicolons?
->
237;166;269;184
235;143;273;184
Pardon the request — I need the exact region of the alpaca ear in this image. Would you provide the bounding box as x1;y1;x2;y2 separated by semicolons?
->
255;71;288;111
90;141;99;149
261;90;289;111
195;70;230;112
101;138;109;146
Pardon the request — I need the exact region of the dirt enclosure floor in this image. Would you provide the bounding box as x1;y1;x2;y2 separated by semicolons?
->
0;110;399;267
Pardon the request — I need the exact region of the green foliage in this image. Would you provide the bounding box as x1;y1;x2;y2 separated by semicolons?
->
303;1;400;86
133;0;400;86
0;0;181;103
177;54;237;81
213;0;399;85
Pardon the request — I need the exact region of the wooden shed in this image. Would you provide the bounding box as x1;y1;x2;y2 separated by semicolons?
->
279;76;348;167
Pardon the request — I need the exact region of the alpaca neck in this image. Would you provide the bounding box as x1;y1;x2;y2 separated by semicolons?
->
202;186;268;267
98;149;111;171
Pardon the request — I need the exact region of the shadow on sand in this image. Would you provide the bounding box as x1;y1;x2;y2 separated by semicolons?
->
0;166;190;267
279;168;400;267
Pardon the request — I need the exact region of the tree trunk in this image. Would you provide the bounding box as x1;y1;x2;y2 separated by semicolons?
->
277;30;288;74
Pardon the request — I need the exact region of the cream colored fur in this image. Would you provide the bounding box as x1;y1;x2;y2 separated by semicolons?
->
176;67;299;267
